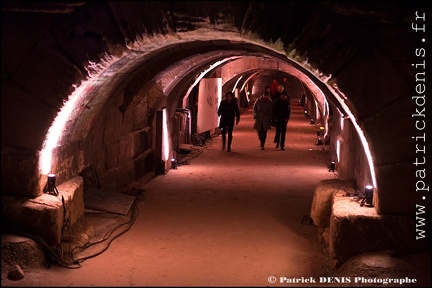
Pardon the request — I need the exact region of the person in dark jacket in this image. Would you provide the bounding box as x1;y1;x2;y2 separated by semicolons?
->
271;84;285;102
269;79;279;98
272;91;291;150
218;91;240;152
253;89;273;150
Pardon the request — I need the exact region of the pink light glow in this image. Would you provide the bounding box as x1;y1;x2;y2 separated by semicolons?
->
182;57;241;108
39;55;120;175
39;84;83;175
329;83;377;187
162;108;170;162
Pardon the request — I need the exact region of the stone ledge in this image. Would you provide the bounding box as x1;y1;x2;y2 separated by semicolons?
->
1;176;84;247
330;195;388;264
311;179;427;267
1;234;47;268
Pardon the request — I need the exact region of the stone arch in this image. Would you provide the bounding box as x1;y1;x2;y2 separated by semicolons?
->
2;2;427;220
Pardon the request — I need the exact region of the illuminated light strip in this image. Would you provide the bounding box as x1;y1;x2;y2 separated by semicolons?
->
336;139;341;163
39;55;119;175
239;77;249;92
162;108;169;162
320;98;328;141
240;71;261;102
232;75;243;93
182;57;242;108
39;83;84;175
329;83;377;188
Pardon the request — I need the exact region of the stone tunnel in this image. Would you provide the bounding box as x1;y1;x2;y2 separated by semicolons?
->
1;1;430;267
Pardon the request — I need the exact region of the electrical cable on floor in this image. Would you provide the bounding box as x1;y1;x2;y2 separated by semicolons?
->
177;144;208;166
59;193;74;260
68;199;140;266
6;230;82;269
7;198;140;269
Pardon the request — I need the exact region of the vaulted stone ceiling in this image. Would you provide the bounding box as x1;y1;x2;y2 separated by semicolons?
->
1;2;430;217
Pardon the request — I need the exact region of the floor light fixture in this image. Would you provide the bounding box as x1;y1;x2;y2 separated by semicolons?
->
328;161;335;172
44;174;59;196
363;185;374;206
171;158;178;169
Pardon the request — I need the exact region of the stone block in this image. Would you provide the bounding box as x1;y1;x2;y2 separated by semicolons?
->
329;197;389;264
1;234;47;268
329;194;427;264
0;177;84;247
311;179;355;227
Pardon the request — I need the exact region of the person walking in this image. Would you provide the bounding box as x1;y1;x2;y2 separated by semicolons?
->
271;84;285;102
269;79;279;97
253;89;273;150
272;90;291;150
218;91;240;152
282;77;289;92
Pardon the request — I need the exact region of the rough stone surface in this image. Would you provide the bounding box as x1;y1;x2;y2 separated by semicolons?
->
1;177;84;247
1;235;47;269
329;195;426;265
2;2;429;218
333;251;431;287
310;178;428;267
311;179;356;227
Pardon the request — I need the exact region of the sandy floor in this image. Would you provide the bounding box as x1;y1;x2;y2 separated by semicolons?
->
2;98;430;287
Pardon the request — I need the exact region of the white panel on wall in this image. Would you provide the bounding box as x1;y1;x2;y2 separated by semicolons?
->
197;78;222;133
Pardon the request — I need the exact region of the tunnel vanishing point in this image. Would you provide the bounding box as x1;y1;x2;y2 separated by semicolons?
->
1;1;430;264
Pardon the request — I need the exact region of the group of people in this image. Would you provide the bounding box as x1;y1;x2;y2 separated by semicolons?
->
217;79;291;152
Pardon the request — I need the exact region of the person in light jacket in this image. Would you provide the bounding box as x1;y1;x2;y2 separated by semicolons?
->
253;89;273;150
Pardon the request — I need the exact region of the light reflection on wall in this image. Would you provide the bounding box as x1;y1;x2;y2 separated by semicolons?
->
181;57;241;108
329;83;377;188
39;56;119;176
232;75;243;92
323;99;330;141
39;83;82;175
162;108;169;162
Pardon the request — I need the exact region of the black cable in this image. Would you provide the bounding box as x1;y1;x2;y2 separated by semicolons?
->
59;193;74;260
6;230;82;269
69;199;139;265
6;197;140;269
177;145;208;166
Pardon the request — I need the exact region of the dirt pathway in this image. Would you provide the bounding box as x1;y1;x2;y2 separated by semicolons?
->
3;98;342;286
